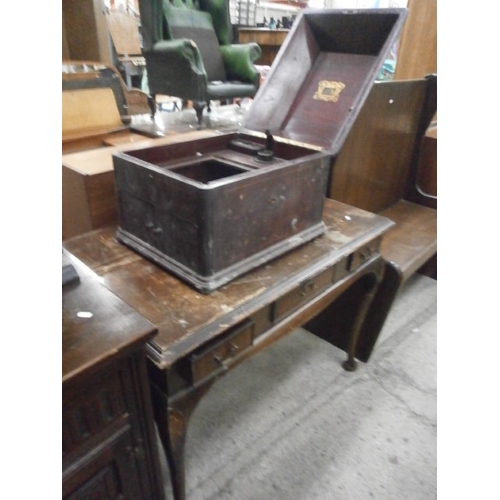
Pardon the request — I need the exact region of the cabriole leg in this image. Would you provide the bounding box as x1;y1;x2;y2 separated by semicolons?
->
192;101;206;129
148;94;157;120
342;272;382;372
150;382;213;500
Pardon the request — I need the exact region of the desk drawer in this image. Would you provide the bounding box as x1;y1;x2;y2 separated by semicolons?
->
272;266;335;322
189;319;254;383
347;238;381;273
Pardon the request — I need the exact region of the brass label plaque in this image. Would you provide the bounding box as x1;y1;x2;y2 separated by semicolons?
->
313;80;346;102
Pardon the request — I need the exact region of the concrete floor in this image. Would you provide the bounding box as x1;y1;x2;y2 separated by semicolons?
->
130;99;258;137
156;272;437;500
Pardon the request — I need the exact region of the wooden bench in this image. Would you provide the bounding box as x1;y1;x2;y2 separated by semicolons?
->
305;75;437;366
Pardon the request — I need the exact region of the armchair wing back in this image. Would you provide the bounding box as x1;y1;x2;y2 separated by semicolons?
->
138;0;262;127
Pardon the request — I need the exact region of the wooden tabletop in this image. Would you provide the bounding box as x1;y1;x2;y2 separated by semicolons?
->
62;256;157;385
63;198;393;369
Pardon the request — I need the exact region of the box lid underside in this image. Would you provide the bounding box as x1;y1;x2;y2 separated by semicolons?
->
244;8;407;153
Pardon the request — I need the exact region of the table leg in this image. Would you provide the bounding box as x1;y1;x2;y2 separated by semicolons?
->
352;261;403;363
150;382;214;500
342;269;384;372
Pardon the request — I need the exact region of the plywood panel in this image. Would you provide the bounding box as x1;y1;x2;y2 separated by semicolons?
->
106;11;142;55
62;88;123;136
329;79;428;213
394;0;437;80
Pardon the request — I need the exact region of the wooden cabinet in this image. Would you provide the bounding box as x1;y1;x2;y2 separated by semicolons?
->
62;256;165;500
238;28;289;66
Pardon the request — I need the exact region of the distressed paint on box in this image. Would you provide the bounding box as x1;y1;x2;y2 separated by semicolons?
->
113;9;407;292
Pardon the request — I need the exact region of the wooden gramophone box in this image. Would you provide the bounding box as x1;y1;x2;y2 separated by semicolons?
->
113;8;407;292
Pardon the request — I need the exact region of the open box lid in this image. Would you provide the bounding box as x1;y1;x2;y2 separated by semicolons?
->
244;8;407;154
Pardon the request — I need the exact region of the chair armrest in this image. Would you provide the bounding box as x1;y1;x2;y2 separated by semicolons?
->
145;39;208;100
220;43;262;85
152;39;207;77
125;88;151;115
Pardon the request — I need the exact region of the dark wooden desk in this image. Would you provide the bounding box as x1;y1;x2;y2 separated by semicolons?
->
63;198;393;500
62;259;165;499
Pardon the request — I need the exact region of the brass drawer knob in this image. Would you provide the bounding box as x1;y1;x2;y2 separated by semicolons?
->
213;343;239;365
299;279;316;297
360;247;372;258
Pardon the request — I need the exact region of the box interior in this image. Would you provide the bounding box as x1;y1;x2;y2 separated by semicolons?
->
119;133;323;186
169;159;249;184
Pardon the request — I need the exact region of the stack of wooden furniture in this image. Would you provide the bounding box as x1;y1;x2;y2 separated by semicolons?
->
105;10;146;88
62;61;150;154
61;78;437;500
61;5;437;498
62;74;437;346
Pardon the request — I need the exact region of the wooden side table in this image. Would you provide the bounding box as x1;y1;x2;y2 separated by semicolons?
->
62;258;165;500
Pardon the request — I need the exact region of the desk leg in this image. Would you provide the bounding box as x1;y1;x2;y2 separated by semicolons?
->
304;259;387;369
150;382;213;500
342;285;378;371
352;261;403;363
342;265;385;372
304;257;386;371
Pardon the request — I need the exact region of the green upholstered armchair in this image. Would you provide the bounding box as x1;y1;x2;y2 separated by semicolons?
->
138;0;262;127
